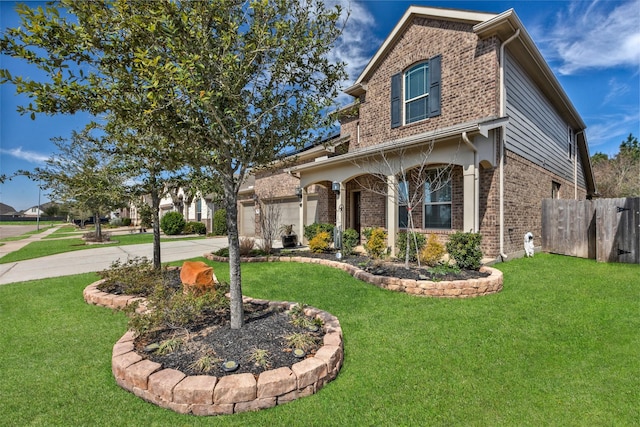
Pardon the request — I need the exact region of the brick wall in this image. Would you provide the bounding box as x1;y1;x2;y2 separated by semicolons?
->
500;150;586;256
347;17;500;150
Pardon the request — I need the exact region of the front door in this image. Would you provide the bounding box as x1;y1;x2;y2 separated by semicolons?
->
352;191;361;243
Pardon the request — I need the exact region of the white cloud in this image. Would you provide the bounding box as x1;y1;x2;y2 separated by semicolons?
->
539;0;640;75
0;147;49;164
585;113;638;154
324;0;379;104
603;77;631;105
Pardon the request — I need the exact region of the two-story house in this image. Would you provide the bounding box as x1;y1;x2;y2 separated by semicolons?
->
238;6;596;261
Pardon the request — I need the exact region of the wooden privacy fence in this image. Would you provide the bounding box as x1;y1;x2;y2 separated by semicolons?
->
542;198;640;263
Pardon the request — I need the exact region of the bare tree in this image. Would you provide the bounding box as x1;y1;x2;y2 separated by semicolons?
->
257;191;283;255
353;141;459;268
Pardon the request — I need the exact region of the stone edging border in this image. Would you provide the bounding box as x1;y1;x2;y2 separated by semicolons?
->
205;254;503;298
83;281;343;416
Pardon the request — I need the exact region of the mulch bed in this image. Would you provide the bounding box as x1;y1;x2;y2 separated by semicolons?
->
272;249;490;282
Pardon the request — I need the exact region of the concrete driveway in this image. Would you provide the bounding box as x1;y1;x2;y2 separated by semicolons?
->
0;237;229;285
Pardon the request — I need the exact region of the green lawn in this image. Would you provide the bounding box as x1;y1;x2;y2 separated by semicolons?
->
0;233;206;264
0;254;638;425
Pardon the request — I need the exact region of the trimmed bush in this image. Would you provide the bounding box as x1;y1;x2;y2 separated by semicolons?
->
420;234;446;267
396;231;427;263
122;217;132;226
446;231;483;270
185;221;207;235
304;223;335;242
342;228;359;256
213;209;227;236
160;211;185;235
309;231;331;253
239;237;255;256
365;227;387;259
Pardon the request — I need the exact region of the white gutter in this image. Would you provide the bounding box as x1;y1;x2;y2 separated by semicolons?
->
574;129;585;199
499;29;520;261
461;131;479;232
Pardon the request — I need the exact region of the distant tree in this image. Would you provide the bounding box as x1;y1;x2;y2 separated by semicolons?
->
591;133;640;198
42;203;60;217
24;126;128;240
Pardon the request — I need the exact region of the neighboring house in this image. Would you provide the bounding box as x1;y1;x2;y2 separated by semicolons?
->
157;188;217;232
21;205;46;218
244;5;596;260
0;202;19;216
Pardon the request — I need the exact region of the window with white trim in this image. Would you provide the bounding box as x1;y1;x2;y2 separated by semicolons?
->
404;62;429;124
424;170;452;229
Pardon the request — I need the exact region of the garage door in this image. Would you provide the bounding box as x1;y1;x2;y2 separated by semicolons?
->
240;203;256;237
266;197;319;230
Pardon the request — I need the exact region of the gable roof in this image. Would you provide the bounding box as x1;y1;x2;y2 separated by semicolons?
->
346;6;497;96
0;202;18;215
345;6;585;130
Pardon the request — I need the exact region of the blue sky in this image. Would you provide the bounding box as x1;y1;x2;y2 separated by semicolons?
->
1;0;639;211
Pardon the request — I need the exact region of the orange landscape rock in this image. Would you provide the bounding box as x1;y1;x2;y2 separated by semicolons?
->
180;261;217;296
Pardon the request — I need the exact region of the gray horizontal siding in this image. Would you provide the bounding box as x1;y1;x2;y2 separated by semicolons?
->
505;53;586;188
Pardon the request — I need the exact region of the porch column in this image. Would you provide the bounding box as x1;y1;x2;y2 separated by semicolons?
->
386;174;398;257
335;182;346;232
298;188;307;244
463;163;476;232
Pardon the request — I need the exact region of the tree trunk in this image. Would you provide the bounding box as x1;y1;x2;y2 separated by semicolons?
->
224;178;244;330
151;188;162;270
94;211;103;241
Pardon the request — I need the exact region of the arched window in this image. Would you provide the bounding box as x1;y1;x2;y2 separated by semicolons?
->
405;62;429;124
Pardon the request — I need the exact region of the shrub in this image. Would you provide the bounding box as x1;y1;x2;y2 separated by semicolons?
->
420;234;446;267
304;223;334;242
239;237;255;256
160;211;185;235
122;217;132;226
446;231;483;270
396;232;427;263
341;228;359;256
213;209;227;236
97;256;161;296
126;280;230;337
362;227;373;241
109;217;123;227
365;227;387;259
214;247;229;257
184;221;207;235
309;231;331;253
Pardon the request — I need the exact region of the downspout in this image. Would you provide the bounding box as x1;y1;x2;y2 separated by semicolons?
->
574;129;585;199
461;131;479;232
499;29;520;261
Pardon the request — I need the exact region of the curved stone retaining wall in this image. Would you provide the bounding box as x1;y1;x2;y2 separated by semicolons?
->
205;254;503;298
84;282;343;416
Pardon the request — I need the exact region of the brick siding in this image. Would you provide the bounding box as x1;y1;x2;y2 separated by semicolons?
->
342;17;500;150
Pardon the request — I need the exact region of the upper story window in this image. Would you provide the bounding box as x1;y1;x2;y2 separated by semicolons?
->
405;63;429;124
391;55;441;128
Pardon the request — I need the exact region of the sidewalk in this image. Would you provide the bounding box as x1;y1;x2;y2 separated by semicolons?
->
0;226;229;285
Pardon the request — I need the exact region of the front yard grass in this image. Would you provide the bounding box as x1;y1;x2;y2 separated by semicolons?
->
0;253;638;425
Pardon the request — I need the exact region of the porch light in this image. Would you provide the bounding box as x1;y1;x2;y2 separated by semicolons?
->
295;187;303;201
332;181;341;195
